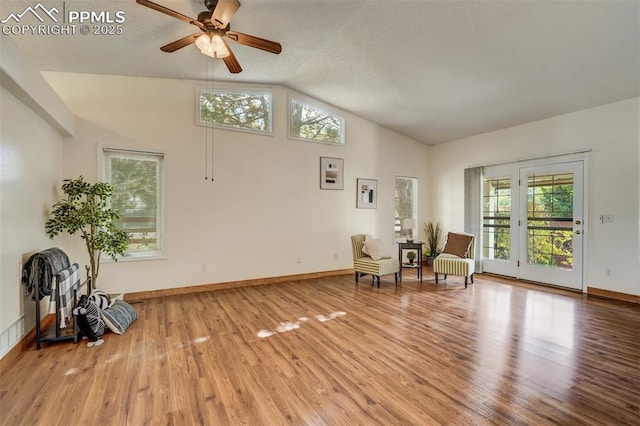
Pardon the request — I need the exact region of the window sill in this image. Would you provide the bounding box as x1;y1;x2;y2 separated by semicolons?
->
101;252;167;263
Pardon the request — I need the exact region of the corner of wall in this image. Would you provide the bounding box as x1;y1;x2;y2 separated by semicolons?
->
0;37;76;136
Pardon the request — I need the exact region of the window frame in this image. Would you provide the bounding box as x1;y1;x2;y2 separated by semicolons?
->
394;176;418;242
197;87;274;136
101;146;167;261
288;95;346;145
482;176;512;261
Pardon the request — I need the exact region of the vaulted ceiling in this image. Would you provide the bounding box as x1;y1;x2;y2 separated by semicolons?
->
2;0;639;144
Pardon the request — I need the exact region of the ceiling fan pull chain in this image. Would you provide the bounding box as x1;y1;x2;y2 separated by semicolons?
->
211;134;215;182
208;61;215;182
204;60;211;181
204;127;208;181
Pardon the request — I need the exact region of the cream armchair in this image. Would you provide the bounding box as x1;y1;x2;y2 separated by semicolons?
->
351;234;399;288
433;232;475;288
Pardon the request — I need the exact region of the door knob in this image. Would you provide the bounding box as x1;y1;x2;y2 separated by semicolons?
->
575;230;581;235
575;220;581;225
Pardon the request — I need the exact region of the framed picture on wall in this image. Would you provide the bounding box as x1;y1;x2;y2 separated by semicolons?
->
320;157;344;190
357;178;377;209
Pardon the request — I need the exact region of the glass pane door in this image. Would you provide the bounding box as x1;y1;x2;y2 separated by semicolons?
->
519;162;584;290
482;176;518;276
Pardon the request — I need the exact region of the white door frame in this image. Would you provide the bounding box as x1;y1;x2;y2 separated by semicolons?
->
481;156;588;291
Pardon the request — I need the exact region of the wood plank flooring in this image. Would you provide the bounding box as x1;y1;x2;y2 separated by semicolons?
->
1;271;639;425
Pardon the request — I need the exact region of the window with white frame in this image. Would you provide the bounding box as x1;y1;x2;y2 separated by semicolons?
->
394;176;418;240
482;177;511;261
289;97;345;144
103;148;165;258
198;88;273;134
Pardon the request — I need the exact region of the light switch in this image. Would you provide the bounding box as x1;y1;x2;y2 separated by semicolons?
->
600;214;613;224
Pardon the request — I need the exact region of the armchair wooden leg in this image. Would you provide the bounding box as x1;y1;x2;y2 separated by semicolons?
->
465;277;468;288
394;273;398;284
377;276;381;288
471;274;474;284
435;273;439;284
355;272;359;283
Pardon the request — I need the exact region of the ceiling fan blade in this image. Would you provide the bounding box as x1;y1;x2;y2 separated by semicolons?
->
211;0;241;29
222;42;242;73
136;0;203;29
226;31;282;54
160;33;201;52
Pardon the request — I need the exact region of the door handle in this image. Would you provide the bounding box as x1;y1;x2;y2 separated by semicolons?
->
575;220;581;225
575;230;581;235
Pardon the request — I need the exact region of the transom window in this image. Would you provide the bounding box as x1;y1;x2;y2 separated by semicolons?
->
289;97;345;144
198;88;273;134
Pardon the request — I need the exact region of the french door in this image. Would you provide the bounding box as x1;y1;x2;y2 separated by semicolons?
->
482;160;584;290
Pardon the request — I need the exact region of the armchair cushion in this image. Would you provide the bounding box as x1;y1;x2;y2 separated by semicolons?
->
441;232;473;258
434;255;475;276
363;236;391;261
354;256;399;276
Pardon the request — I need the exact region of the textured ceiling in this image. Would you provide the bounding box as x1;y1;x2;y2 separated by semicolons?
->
2;0;639;144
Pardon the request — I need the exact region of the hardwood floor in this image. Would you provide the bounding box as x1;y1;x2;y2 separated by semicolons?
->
1;271;639;425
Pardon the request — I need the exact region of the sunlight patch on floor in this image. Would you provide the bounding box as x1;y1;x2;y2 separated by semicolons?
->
315;311;346;322
106;353;123;364
257;311;347;338
63;367;79;376
193;336;210;344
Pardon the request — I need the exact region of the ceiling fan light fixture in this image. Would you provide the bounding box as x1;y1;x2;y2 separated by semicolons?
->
209;34;229;58
138;0;281;73
195;33;230;58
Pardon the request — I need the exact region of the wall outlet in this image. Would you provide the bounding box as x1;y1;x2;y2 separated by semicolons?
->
605;268;612;276
201;264;207;272
296;257;302;264
333;252;339;260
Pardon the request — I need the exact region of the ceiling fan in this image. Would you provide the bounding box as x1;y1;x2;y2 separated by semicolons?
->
136;0;282;74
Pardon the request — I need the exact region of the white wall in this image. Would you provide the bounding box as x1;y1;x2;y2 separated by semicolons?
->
427;97;640;296
0;87;65;356
0;37;75;359
42;72;431;294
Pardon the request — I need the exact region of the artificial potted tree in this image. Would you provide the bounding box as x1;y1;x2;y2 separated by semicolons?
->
406;250;417;265
45;176;130;289
423;221;442;266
